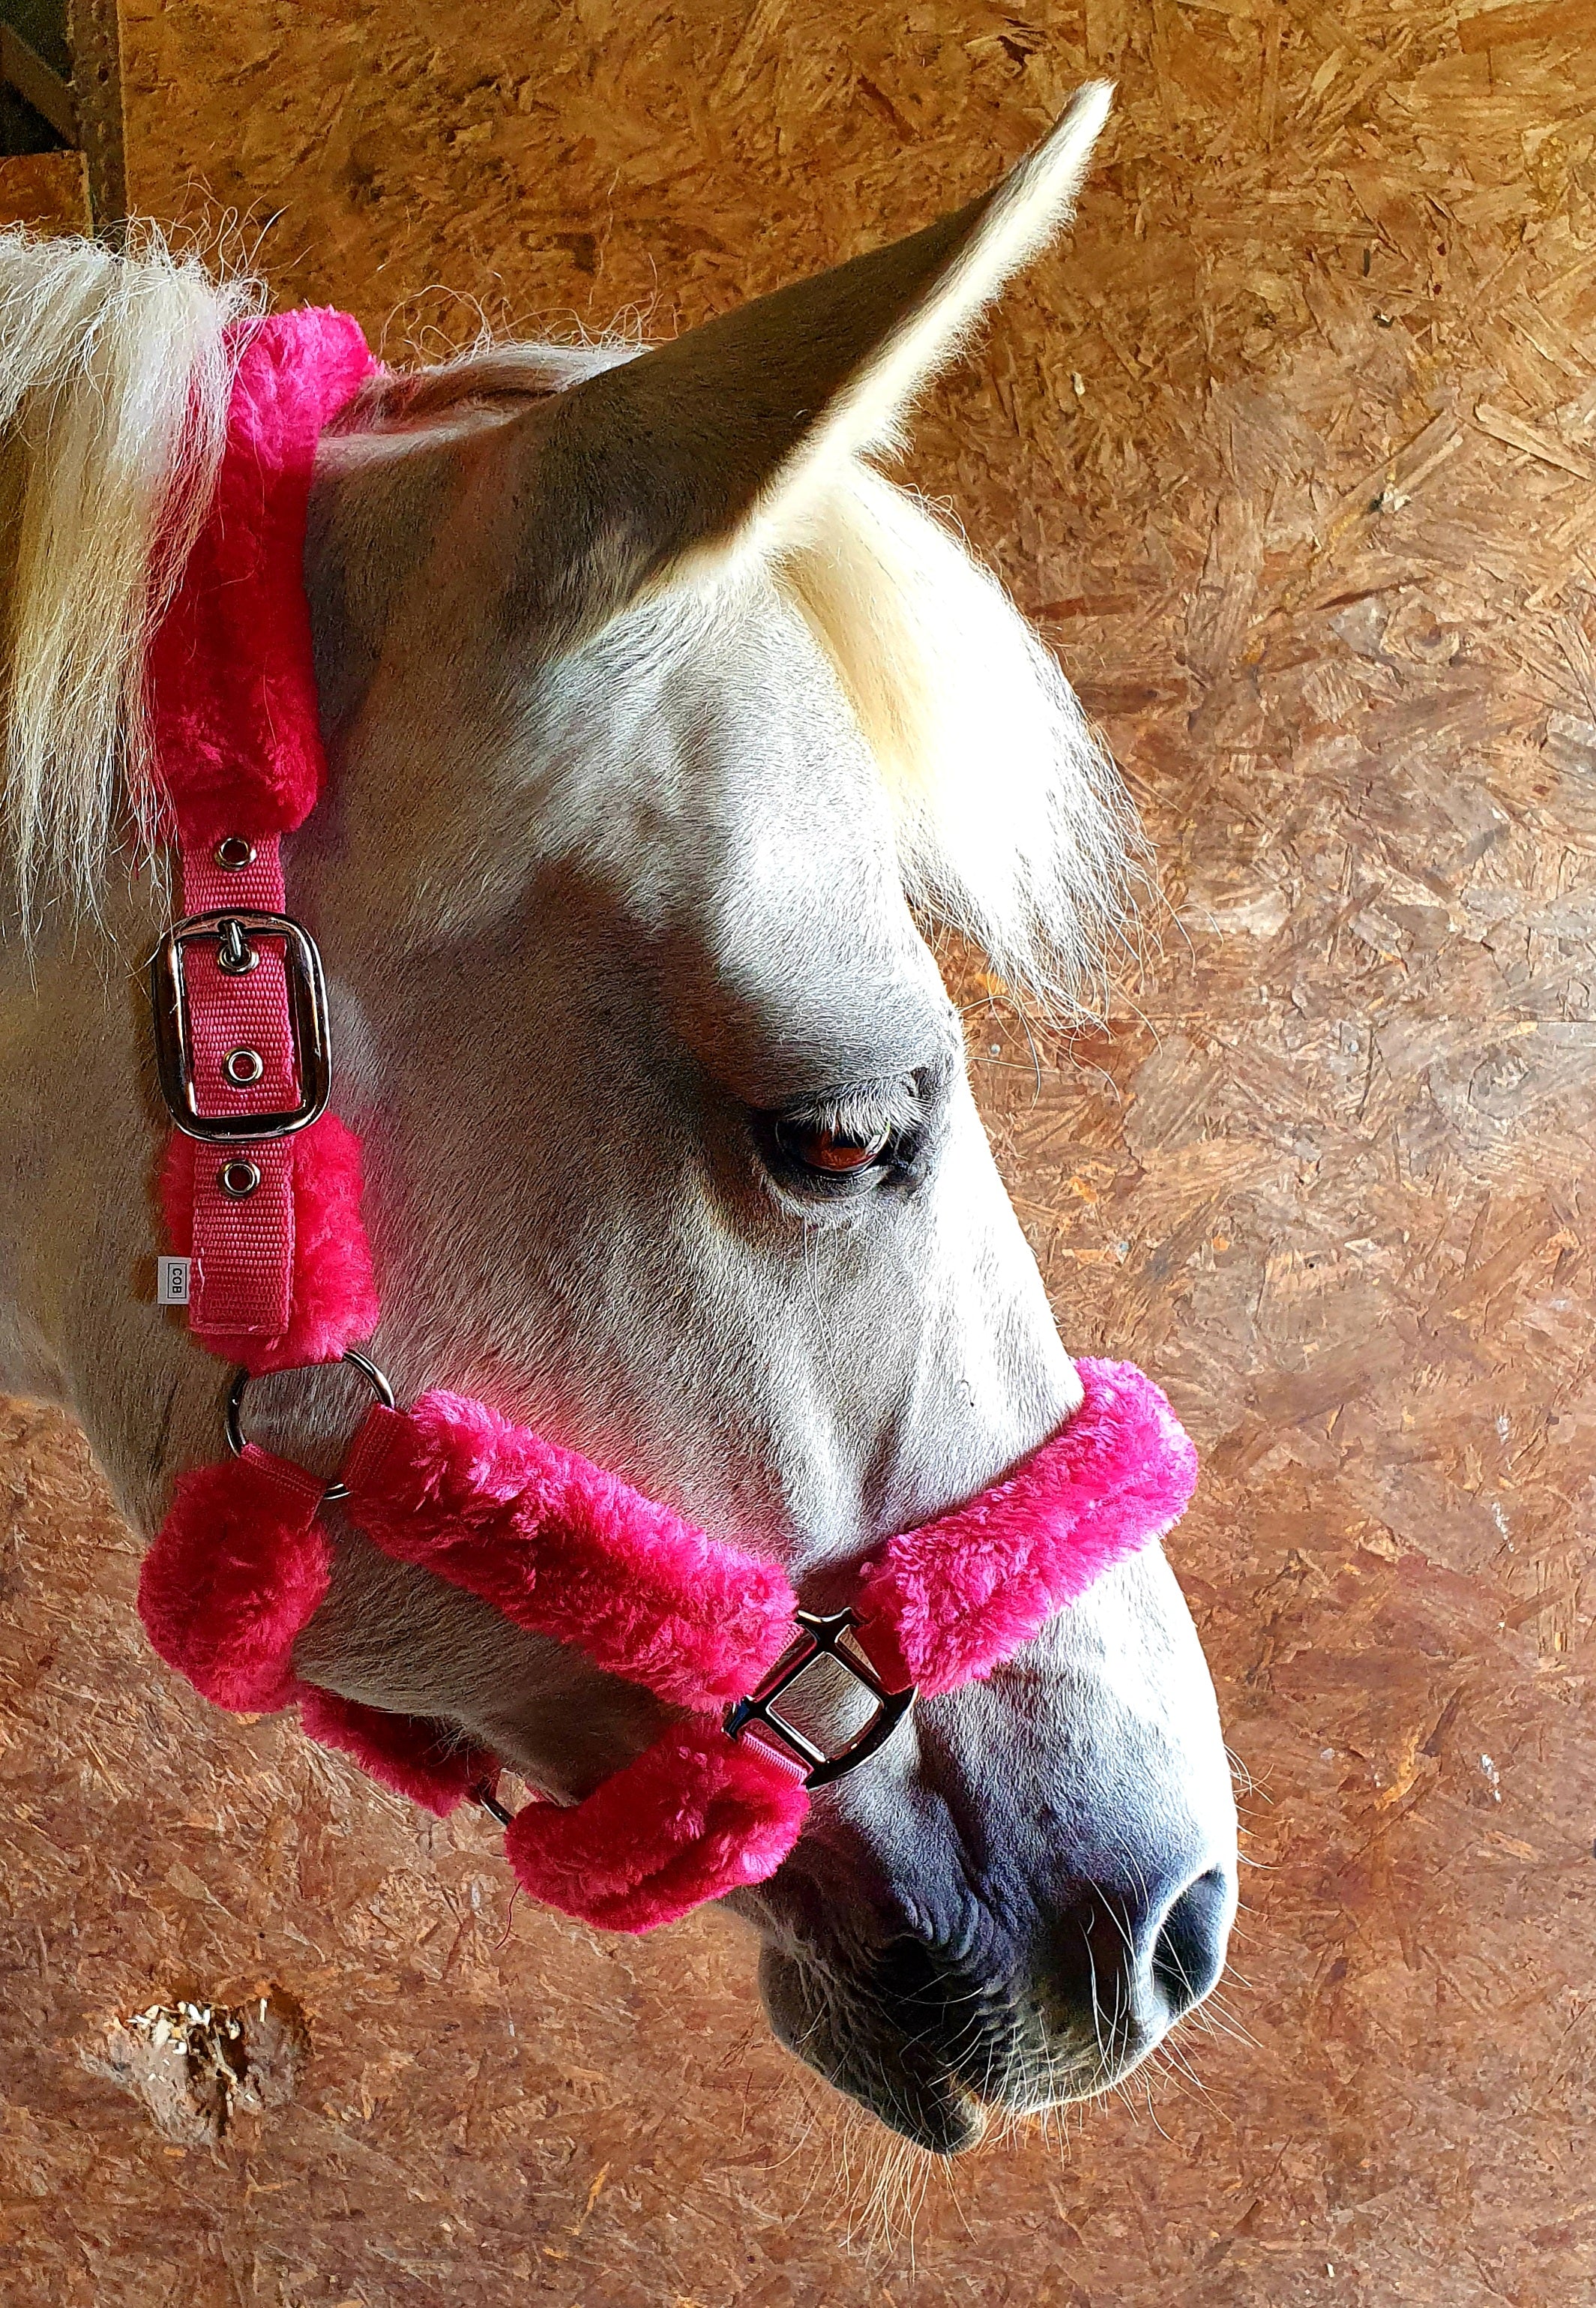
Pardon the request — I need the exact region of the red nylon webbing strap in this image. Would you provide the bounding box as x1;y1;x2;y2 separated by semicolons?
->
178;837;297;1337
734;1723;818;1785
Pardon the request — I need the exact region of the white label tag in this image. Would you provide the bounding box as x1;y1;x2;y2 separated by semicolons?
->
156;1256;192;1307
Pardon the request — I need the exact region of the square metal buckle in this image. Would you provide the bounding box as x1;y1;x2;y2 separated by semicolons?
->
725;1608;915;1788
149;910;333;1143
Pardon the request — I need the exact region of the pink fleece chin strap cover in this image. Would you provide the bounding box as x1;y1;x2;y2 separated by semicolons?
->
138;309;1201;1935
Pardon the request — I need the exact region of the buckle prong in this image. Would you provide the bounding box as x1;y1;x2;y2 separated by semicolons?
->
214;916;259;975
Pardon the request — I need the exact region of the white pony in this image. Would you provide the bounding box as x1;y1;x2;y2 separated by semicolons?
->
0;88;1238;2152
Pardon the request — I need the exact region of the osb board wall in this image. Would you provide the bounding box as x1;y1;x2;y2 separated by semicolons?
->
0;151;88;233
4;1;1596;2302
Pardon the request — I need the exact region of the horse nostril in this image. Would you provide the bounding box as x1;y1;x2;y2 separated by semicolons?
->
1041;1862;1234;2054
1151;1864;1231;2018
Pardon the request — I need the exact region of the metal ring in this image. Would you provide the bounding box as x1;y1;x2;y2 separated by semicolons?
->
474;1784;514;1827
225;1348;396;1501
215;835;256;871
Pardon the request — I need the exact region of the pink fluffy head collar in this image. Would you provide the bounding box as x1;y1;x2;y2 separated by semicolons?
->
136;310;1200;1934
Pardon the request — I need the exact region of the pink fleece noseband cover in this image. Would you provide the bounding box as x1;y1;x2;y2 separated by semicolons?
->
137;311;1201;1933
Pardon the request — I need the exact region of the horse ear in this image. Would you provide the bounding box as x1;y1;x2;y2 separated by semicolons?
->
509;82;1112;640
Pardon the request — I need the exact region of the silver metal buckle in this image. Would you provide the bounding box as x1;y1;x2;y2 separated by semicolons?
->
150;910;332;1143
724;1608;915;1788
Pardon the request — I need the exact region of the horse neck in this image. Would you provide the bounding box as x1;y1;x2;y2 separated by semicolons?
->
0;874;220;1503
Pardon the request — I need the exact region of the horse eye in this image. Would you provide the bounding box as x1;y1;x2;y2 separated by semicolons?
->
777;1120;891;1175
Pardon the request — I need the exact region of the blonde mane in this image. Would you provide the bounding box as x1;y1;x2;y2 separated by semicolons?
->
0;233;1136;1012
0;227;258;919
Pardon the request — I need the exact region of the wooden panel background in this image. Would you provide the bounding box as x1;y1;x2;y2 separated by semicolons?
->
4;1;1596;2301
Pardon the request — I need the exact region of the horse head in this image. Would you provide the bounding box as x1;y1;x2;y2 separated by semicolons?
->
0;86;1237;2154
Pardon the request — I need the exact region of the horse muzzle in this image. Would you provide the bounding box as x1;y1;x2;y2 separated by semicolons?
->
757;1847;1237;2154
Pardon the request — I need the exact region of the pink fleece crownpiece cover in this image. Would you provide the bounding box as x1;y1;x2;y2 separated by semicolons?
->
139;307;1201;1935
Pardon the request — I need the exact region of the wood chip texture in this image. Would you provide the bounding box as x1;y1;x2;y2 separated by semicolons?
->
4;1;1596;2304
0;149;89;233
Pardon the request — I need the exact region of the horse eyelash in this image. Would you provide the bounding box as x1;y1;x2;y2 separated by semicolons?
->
774;1076;924;1147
